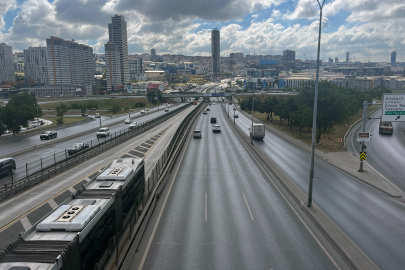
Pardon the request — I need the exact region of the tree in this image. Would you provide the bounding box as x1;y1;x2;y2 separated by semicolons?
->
55;103;69;125
236;80;243;87
263;96;278;122
109;105;121;114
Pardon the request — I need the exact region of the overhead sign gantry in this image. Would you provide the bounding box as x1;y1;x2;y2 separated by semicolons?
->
382;94;405;122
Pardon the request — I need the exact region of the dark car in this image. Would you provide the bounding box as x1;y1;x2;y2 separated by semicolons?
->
206;108;210;111
379;121;393;134
40;130;57;140
0;157;16;176
210;117;217;123
67;143;89;155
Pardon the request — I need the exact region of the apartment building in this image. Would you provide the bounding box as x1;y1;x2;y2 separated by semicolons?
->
128;58;143;80
105;42;122;90
0;43;15;83
24;47;49;85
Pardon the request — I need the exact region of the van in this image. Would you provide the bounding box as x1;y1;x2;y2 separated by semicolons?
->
0;158;16;176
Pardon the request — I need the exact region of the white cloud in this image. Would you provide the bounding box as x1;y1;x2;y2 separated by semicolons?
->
286;0;319;20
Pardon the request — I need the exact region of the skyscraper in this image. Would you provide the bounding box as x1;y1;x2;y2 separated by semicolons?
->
211;28;220;74
335;57;338;63
105;15;129;91
46;36;93;86
24;47;49;85
150;48;156;61
105;42;121;91
391;50;396;67
0;43;14;83
346;52;350;63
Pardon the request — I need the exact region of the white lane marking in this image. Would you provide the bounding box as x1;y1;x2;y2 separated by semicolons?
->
205;146;207;153
20;216;32;231
205;193;208;221
124;152;136;158
205;162;207;174
48;199;58;210
138;127;193;270
225;147;229;153
84;177;91;182
98;170;103;173
242;193;254;220
231;161;235;172
68;187;76;194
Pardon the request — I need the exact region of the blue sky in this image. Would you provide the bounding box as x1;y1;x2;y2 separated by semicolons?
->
1;0;404;62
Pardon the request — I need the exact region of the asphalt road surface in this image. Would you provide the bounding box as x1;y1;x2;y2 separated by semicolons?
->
0;103;186;186
230;104;405;270
347;108;405;191
128;102;341;270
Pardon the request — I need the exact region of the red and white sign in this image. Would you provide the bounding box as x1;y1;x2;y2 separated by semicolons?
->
356;132;372;142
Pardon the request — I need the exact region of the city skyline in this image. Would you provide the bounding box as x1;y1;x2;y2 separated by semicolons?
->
1;0;405;62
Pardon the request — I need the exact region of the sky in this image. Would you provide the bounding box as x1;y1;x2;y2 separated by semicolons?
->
1;0;405;62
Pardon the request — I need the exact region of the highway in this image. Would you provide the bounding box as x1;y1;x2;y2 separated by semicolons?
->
347;108;405;191
0;103;185;186
128;102;344;270
229;104;405;270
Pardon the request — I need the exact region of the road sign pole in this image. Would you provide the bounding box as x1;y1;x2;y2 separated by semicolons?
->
359;101;368;172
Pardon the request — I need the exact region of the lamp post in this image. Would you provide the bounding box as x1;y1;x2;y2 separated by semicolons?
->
307;0;326;208
127;91;131;119
98;87;102;127
251;93;254;145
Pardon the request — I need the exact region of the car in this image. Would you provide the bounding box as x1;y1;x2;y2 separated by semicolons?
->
206;108;210;111
0;157;16;176
95;113;100;118
234;112;239;118
81;113;88;117
379;121;393;134
193;130;202;138
67;143;89;155
124;118;132;124
97;127;110;138
213;103;216;105
90;108;96;110
40;130;57;140
212;125;221;133
210;117;217;123
140;110;146;114
203;111;208;114
129;122;138;129
209;103;211;105
164;108;169;112
20;127;28;131
146;108;150;112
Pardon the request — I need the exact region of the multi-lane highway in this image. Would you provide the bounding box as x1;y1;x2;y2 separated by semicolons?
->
347;108;405;191
229;103;405;270
128;101;343;269
0;103;185;186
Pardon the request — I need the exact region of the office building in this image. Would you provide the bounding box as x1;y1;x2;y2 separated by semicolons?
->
346;52;350;63
150;48;156;61
0;43;15;83
328;57;333;63
129;58;143;80
391;50;396;67
211;28;220;74
105;15;129;91
230;52;244;59
335;57;338;63
282;50;296;62
24;47;49;85
46;36;93;86
105;42;122;91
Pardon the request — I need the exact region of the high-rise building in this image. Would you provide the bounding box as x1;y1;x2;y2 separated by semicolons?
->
0;43;15;83
328;57;333;63
391;50;396;67
230;52;244;59
335;57;338;63
150;48;156;61
282;50;296;62
211;28;220;74
105;42;122;91
24;47;49;85
129;58;143;80
105;14;129;91
346;52;350;63
46;36;93;86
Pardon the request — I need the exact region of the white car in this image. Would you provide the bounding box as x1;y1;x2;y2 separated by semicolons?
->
212;125;221;133
97;127;110;138
124;118;132;124
140;110;146;114
234;112;239;118
193;130;202;138
129;122;138;129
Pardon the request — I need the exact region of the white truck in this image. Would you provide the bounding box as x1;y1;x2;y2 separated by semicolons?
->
249;123;265;140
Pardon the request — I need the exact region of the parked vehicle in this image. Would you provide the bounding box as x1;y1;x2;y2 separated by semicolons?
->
379;121;393;134
97;127;110;138
193;130;202;138
129;122;138;129
0;157;16;176
40;130;57;140
249;123;265;139
210;117;217;123
212;125;221;133
67;143;89;155
124;118;132;124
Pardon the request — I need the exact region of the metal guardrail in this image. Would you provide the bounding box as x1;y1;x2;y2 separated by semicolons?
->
0;104;192;202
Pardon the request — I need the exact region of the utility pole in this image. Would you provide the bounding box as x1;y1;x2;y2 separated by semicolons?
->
127;91;131;119
98;87;102;127
358;101;368;172
308;0;326;208
251;93;254;144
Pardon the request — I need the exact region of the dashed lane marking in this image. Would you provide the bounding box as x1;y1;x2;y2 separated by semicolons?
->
20;216;32;231
47;199;58;210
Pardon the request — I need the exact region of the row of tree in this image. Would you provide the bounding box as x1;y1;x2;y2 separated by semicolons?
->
239;81;390;143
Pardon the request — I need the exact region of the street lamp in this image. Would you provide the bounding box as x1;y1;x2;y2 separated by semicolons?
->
251;93;254;145
98;87;102;127
307;0;326;208
127;90;131;119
